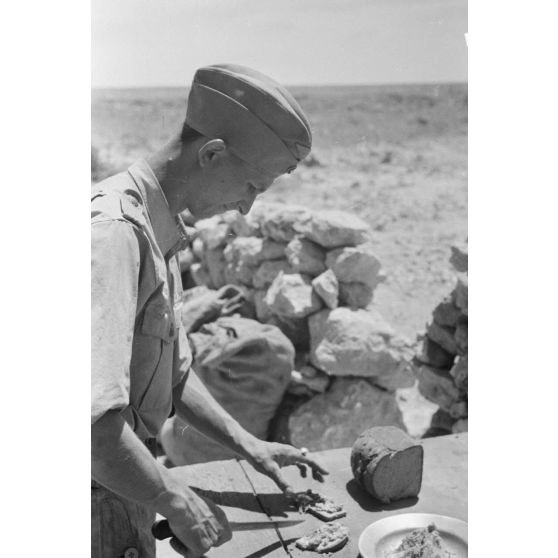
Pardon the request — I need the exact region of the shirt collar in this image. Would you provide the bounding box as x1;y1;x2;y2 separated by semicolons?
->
128;159;189;257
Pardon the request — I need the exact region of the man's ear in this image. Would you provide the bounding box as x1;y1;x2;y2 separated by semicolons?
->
198;139;226;167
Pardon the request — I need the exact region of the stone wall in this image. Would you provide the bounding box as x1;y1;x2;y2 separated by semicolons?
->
178;201;419;449
415;243;468;435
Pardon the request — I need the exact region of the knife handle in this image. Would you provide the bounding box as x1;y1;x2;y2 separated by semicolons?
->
152;519;174;541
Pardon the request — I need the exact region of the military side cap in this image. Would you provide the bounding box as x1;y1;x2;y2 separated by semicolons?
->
186;64;312;176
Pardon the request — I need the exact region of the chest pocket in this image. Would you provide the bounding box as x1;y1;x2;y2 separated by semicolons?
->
142;301;175;342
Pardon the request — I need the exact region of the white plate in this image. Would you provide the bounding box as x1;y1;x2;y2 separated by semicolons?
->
358;513;468;558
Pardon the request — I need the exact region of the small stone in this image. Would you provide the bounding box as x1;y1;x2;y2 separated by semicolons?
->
253;260;294;289
452;418;468;433
205;249;227;289
432;298;462;327
265;272;323;319
448;399;468;419
222;210;252;237
338;282;374;308
455;318;468;356
189;263;212;287
224;260;257;287
285;237;326;276
426;322;459;355
326;244;382;288
195;217;231;250
417;365;460;412
450;354;468;394
312;270;339;309
191;237;205;259
287;365;330;396
294;209;371;248
177;247;195;273
452;274;468;316
416;336;455;369
254;289;273;322
450;244;468;273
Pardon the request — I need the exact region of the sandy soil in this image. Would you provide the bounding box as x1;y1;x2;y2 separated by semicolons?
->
92;83;467;436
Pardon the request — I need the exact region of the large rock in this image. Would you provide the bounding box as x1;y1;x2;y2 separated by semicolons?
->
285;237;326;276
265;272;323;319
308;308;415;389
338;281;374;308
253;259;293;289
289;378;406;451
224;237;286;266
326;245;382;288
417;365;460;412
295;209;371;248
260;204;311;242
312;269;339;309
267;314;310;351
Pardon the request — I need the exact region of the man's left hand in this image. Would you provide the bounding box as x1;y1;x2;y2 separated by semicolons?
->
246;441;329;496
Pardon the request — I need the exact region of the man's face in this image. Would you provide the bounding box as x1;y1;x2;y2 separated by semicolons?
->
189;146;279;219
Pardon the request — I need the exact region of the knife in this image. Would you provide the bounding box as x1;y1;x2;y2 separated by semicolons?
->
152;517;305;540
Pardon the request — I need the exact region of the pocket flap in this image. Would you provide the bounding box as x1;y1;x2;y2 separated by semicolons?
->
141;302;173;343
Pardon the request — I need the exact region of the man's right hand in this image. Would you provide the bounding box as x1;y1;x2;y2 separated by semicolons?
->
156;470;232;557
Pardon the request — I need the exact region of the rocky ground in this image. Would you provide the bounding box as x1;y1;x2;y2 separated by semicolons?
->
92;83;467;437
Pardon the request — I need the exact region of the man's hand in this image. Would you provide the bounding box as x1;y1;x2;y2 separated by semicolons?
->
156;469;232;557
245;440;329;497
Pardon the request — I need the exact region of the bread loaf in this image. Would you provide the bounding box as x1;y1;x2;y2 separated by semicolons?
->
350;426;423;503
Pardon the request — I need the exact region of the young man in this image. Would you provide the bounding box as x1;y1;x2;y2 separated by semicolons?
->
91;64;327;558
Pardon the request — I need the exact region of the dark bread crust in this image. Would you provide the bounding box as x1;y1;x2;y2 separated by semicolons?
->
350;426;424;503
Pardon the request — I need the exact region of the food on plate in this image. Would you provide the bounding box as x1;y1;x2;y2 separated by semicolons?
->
350;426;423;503
385;523;455;558
291;490;346;521
295;521;349;553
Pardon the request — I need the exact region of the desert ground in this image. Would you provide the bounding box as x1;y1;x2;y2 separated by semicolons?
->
92;83;467;436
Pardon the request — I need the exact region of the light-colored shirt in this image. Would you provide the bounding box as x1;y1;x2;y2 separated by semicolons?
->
91;160;192;440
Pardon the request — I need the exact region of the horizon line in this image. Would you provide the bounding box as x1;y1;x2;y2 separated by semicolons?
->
92;79;468;91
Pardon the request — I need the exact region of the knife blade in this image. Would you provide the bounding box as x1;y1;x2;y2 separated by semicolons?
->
152;517;305;540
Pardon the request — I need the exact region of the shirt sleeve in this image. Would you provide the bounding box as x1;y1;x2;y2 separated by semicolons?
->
91;220;140;424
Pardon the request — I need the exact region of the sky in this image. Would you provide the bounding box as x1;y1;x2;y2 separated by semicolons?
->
92;0;467;88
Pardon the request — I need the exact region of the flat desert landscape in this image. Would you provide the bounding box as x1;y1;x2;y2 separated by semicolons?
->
92;83;467;436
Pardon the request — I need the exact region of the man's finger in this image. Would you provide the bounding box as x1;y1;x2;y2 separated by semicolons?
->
297;455;329;476
267;463;294;495
296;463;307;478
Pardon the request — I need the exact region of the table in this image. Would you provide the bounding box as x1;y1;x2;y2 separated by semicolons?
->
157;433;467;557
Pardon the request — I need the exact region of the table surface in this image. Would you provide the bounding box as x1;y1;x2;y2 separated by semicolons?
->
157;433;467;558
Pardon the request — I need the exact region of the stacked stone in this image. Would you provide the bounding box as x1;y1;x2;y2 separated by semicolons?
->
416;243;468;435
179;201;418;450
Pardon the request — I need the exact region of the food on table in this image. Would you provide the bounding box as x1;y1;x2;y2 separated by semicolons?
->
385;523;455;558
350;426;423;503
295;521;349;553
291;490;346;521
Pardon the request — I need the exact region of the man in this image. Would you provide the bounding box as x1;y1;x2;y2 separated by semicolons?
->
92;64;328;558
